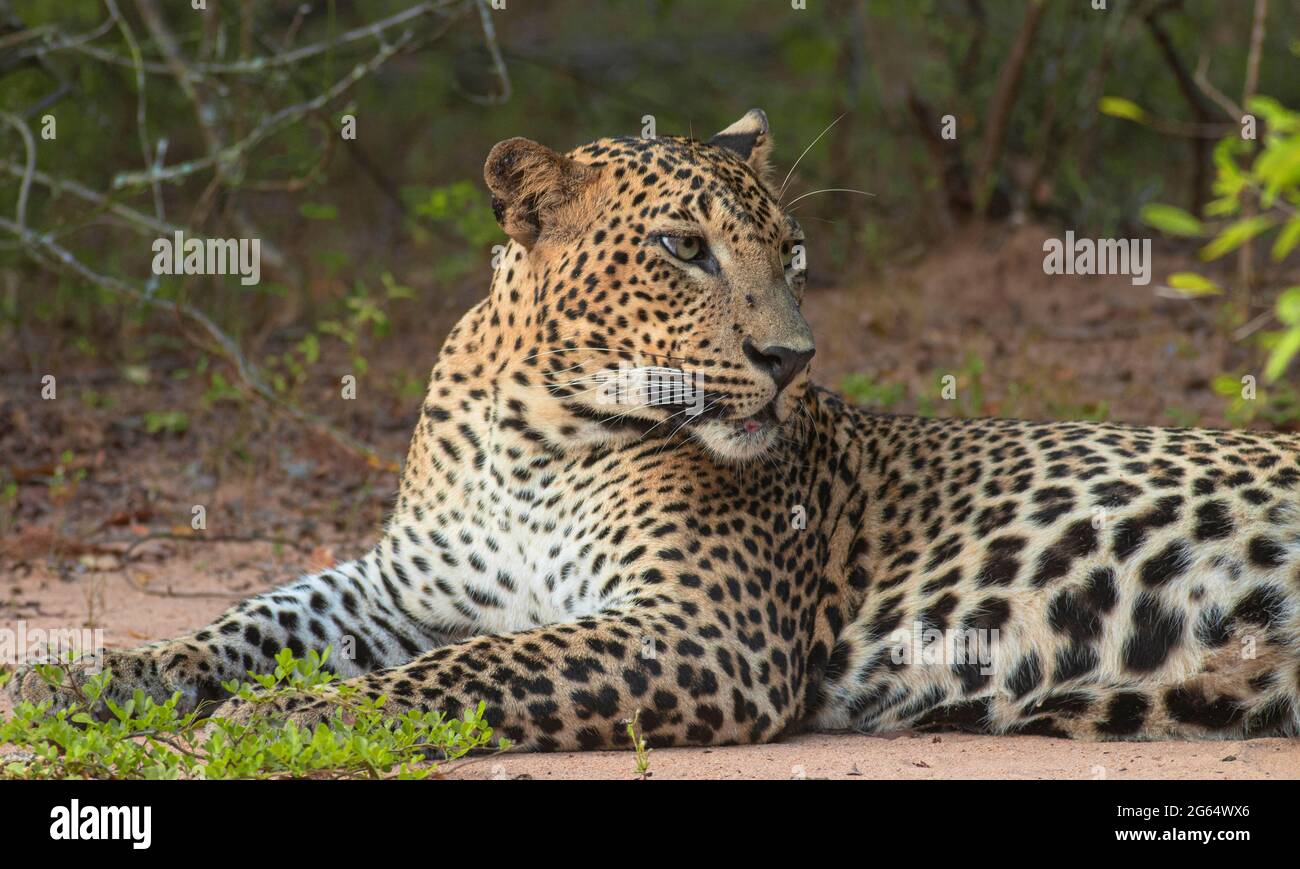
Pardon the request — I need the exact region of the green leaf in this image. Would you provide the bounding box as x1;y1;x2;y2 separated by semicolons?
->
1098;96;1146;123
1141;203;1203;237
1275;287;1300;326
1199;215;1277;261
1211;374;1243;397
1273;217;1300;261
1265;327;1300;380
1166;272;1221;296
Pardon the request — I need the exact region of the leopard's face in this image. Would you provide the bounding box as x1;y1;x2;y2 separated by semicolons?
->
484;110;815;462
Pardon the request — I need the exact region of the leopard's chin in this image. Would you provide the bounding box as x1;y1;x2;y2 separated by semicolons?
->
690;411;782;462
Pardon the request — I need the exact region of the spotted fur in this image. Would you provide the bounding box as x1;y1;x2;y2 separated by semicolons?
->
11;111;1300;748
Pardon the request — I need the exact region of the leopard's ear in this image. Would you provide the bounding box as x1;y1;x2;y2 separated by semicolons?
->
484;138;599;248
707;109;773;180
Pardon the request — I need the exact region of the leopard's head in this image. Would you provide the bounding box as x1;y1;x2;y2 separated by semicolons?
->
483;109;813;462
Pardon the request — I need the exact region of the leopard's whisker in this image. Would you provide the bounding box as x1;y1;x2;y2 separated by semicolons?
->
785;187;876;210
777;113;845;204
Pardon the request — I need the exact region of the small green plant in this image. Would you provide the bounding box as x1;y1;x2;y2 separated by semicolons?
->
143;410;189;435
625;709;652;779
1;649;508;780
1211;372;1300;428
44;450;86;502
405;180;502;283
916;354;987;418
840;373;906;409
263;273;413;396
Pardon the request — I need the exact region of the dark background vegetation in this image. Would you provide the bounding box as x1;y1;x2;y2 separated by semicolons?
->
3;0;1300;576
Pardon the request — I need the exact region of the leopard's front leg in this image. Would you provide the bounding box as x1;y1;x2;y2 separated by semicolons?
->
7;546;462;718
225;608;806;751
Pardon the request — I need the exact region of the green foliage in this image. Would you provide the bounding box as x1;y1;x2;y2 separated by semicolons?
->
405;180;502;283
839;373;906;409
1209;373;1300;427
262;272;412;393
1;648;508;780
143;410;189;436
916;354;987;418
1145;95;1300;410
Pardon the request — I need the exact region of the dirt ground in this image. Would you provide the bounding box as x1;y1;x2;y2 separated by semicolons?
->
3;223;1298;779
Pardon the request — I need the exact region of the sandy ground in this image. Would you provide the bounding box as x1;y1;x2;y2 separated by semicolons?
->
451;733;1299;780
2;547;1297;780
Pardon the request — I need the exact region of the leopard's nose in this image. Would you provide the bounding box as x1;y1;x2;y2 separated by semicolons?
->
743;340;816;393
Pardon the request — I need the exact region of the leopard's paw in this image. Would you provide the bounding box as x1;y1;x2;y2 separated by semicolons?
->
6;643;223;719
6;655;109;716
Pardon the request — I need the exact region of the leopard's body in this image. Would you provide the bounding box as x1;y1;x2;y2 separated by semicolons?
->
12;111;1300;748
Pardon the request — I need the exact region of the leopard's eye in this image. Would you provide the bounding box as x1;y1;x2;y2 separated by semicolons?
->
660;235;706;263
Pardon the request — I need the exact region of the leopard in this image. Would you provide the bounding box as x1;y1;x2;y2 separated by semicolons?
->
10;109;1300;748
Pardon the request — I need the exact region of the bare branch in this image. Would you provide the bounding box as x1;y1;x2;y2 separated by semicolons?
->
104;0;164;220
0;111;36;228
1243;0;1268;104
1193;56;1244;121
111;30;416;190
14;0;459;76
1238;0;1269;303
464;0;512;105
972;0;1046;217
0;158;180;236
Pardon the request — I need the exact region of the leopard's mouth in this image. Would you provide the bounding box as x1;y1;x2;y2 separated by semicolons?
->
673;397;782;433
732;401;780;434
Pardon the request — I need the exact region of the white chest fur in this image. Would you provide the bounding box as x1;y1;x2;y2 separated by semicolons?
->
385;440;624;636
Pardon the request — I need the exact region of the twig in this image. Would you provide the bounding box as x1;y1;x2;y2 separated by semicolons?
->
0;159;180;236
1232;308;1276;342
1237;0;1269;302
0;111;35;227
1243;0;1267;104
1143;2;1212;212
1193;56;1244;121
3;10;117;66
132;0;227;213
104;0;163;221
463;0;511;106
